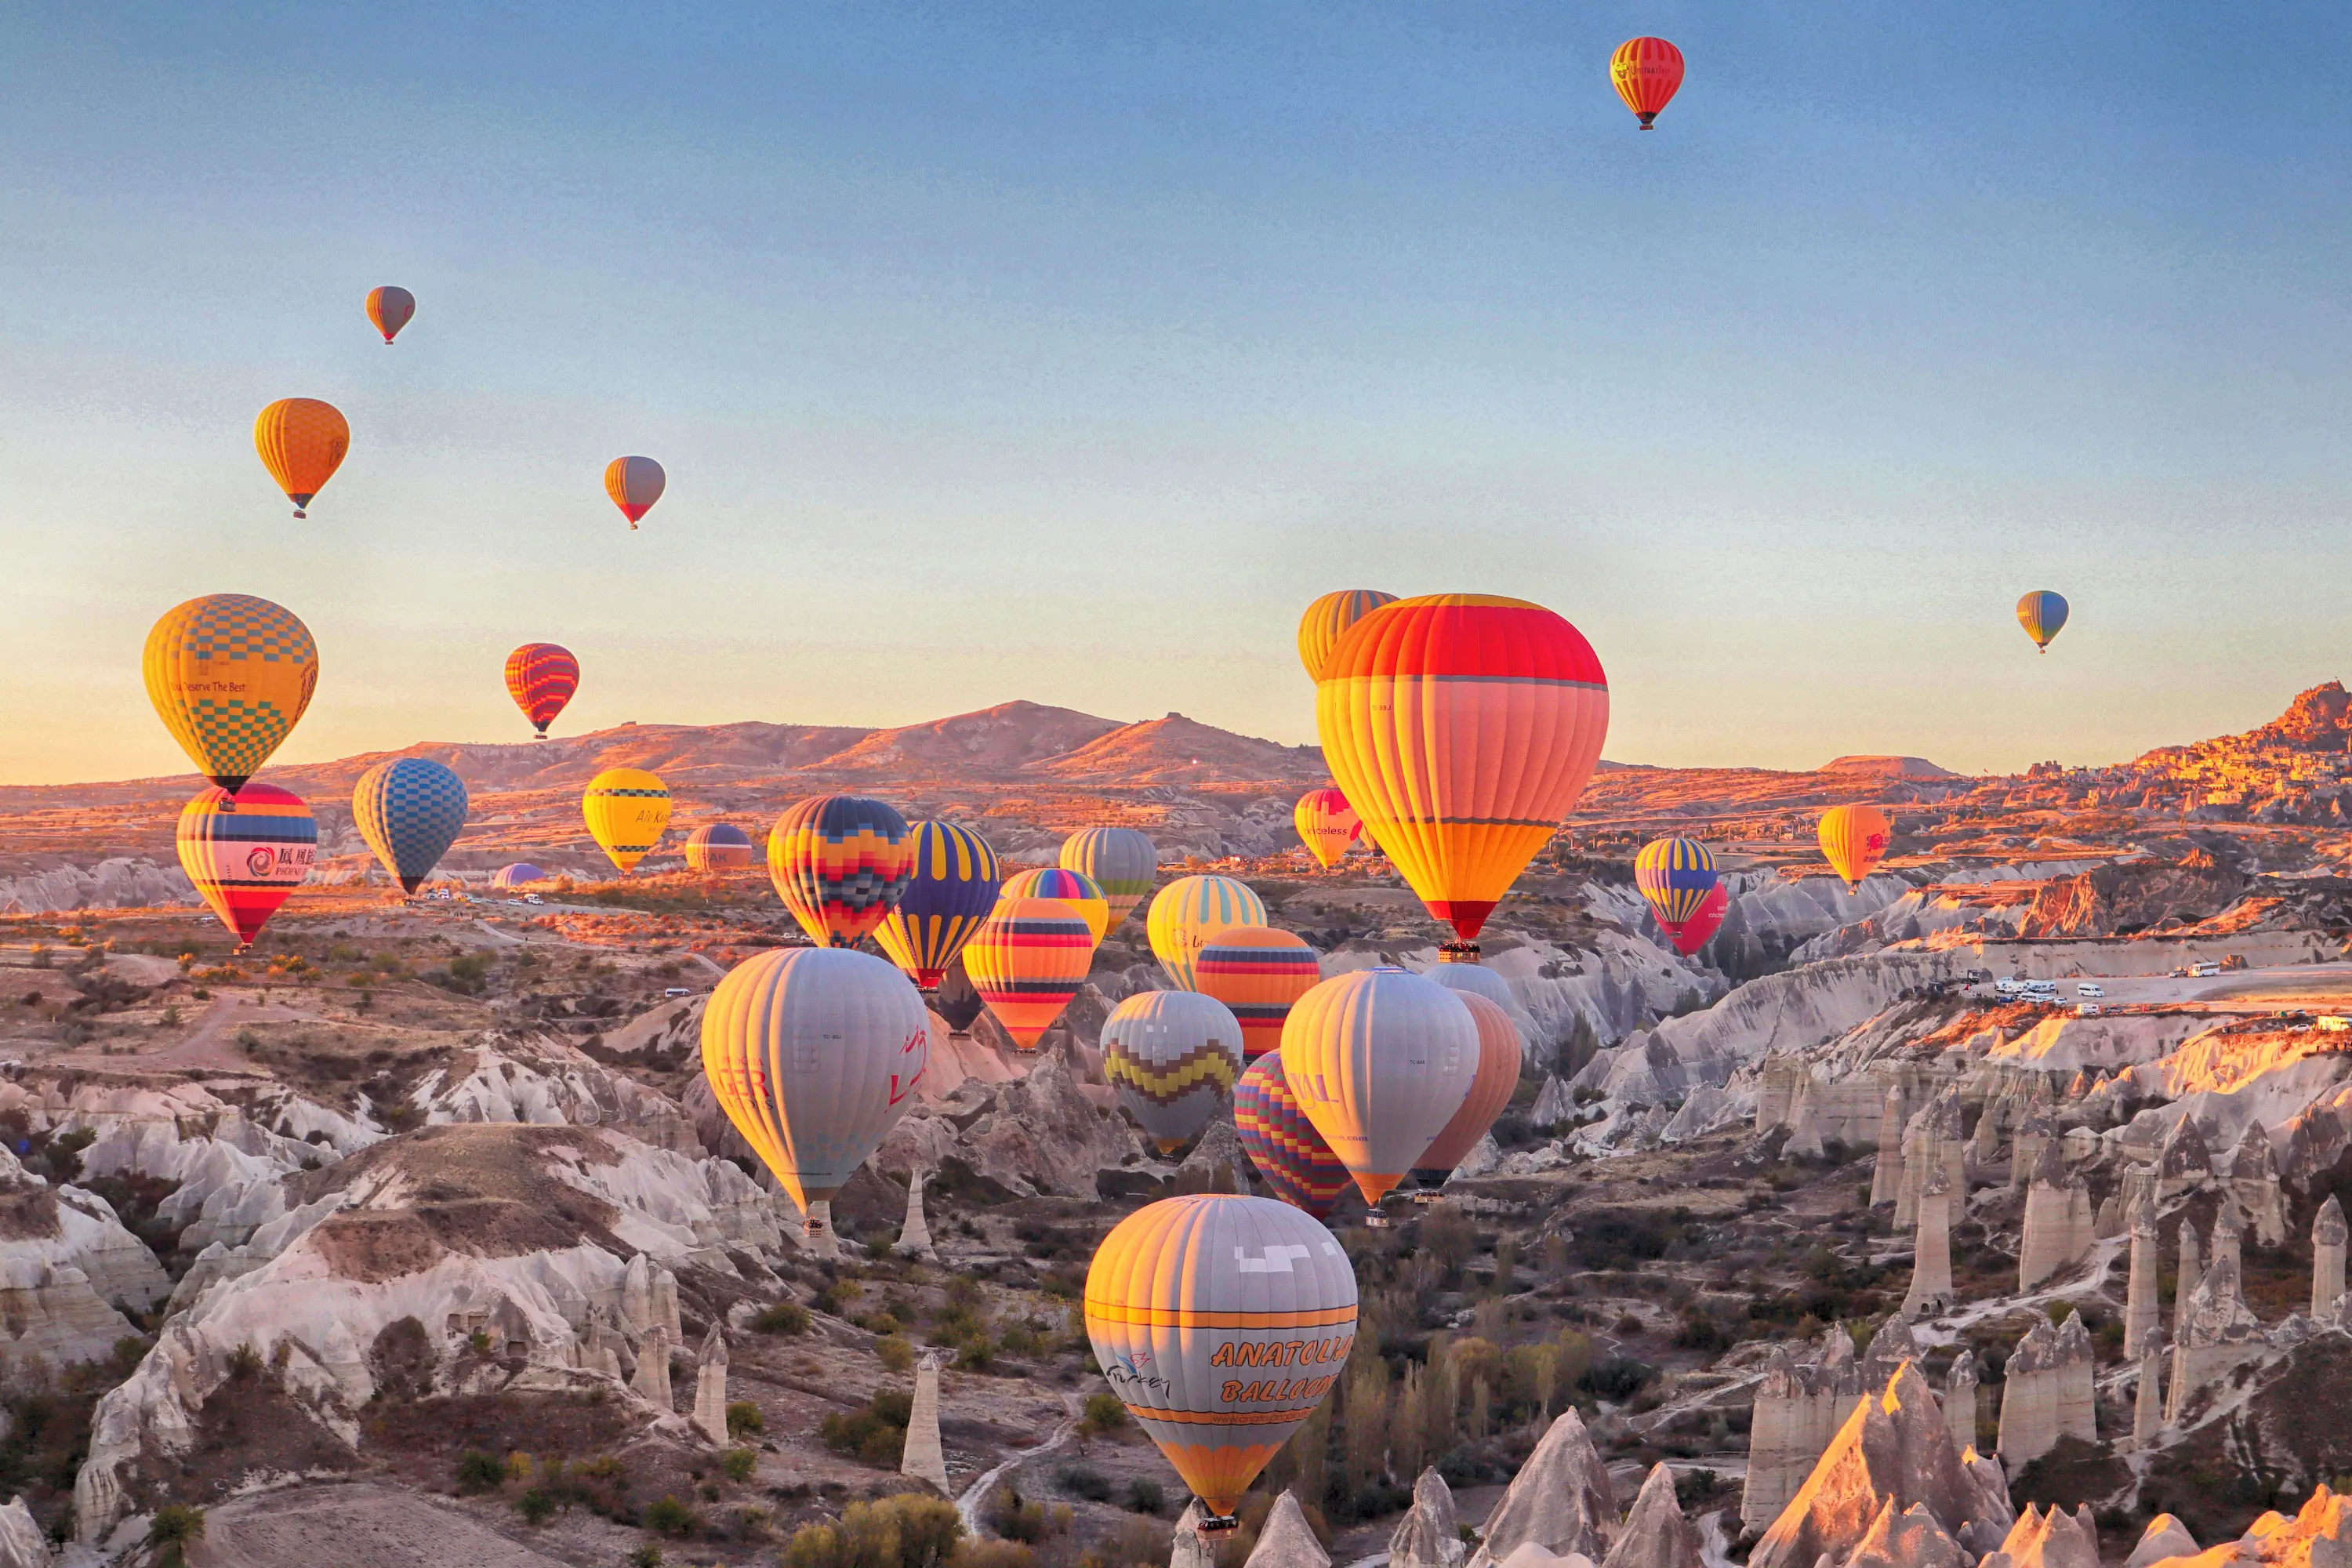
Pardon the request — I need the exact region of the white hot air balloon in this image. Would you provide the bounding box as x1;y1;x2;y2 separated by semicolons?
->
1102;990;1245;1154
1278;966;1475;1223
700;946;929;1250
1085;1193;1357;1526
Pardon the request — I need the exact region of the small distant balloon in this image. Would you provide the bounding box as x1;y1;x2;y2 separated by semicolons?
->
1634;837;1718;929
583;768;673;873
684;824;757;872
1293;787;1362;870
1610;37;1686;129
254;398;350;518
1818;804;1893;891
505;643;579;738
1296;590;1397;683
366;286;416;344
1666;881;1729;956
2017;591;2069;653
605;456;666;529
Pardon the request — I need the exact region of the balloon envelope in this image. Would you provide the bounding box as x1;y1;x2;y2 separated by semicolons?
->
1102;990;1244;1153
1060;827;1157;924
1084;1193;1357;1521
605;456;665;528
505;644;579;737
143;594;318;793
1296;589;1397;682
963;896;1094;1051
699;946;928;1210
1635;837;1718;927
491;863;545;888
1665;881;1730;956
366;285;415;343
1293;788;1361;869
684;823;757;872
1193;927;1322;1062
254;398;349;517
1316;594;1608;949
1610;36;1686;126
583;768;673;873
1232;1050;1351;1221
1819;804;1892;891
1410;990;1523;1184
1279;967;1476;1209
2017;590;2069;651
1148;875;1268;992
177;784;315;946
1002;867;1109;946
354;758;470;894
768;795;916;948
875;821;1001;989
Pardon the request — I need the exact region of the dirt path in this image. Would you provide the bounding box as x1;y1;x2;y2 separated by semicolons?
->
956;1391;1083;1532
187;1482;567;1568
42;991;328;1076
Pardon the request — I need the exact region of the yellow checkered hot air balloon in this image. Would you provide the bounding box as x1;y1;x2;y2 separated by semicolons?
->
583;768;672;872
143;594;318;795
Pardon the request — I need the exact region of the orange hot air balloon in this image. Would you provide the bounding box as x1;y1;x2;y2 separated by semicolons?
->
254;398;350;518
1297;590;1398;682
366;286;416;344
1610;37;1685;129
963;896;1094;1051
1293;787;1361;869
605;456;666;528
1818;804;1893;891
1193;927;1322;1062
1316;594;1609;959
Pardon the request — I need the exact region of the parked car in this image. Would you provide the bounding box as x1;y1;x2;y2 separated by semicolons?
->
663;987;692;998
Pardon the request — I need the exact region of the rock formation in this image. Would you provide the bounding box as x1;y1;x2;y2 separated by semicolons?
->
2231;1123;2288;1246
2125;1180;2161;1355
1995;1312;2095;1467
1465;1406;1617;1568
1748;1362;1973;1568
2019;1137;2095;1290
2174;1221;2203;1342
1991;1503;2101;1568
1846;1501;1964;1568
1902;1170;1955;1318
2211;1197;2244;1280
1871;1085;1907;1207
631;1324;673;1408
1390;1468;1465;1568
901;1352;949;1493
2166;1252;2263;1424
2010;1112;2054;1192
0;1497;47;1568
2123;1515;2198;1568
2131;1334;2163;1449
1530;1076;1575;1131
1172;1501;1216;1568
897;1169;936;1260
1598;1464;1699;1568
1244;1490;1330;1568
2315;1196;2347;1319
691;1324;729;1446
2158;1116;2214;1200
1741;1325;1860;1530
1943;1352;1977;1457
1784;1083;1826;1160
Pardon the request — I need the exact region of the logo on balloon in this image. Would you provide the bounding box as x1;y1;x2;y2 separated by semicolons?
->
245;848;277;877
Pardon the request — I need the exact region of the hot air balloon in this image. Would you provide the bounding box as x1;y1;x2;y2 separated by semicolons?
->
583;768;672;873
1316;594;1608;959
1194;927;1322;1062
366;286;416;344
1423;960;1516;1016
605;456;665;528
700;946;928;1248
684;823;757;872
254;398;350;518
1002;867;1109;946
491;864;544;888
933;953;989;1039
1147;875;1268;992
1634;837;1717;930
2017;590;2069;652
1293;788;1361;870
143;594;318;795
176;784;315;949
1610;37;1685;128
1818;804;1892;891
875;821;1001;992
353;758;470;894
768;795;916;949
504;643;579;738
1296;590;1398;683
1083;1193;1357;1526
1059;827;1158;925
963;897;1094;1051
1408;991;1523;1190
1101;991;1244;1153
1279;967;1475;1220
1233;1050;1352;1219
1665;881;1729;956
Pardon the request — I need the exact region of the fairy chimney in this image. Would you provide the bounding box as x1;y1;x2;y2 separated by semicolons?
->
2314;1195;2347;1319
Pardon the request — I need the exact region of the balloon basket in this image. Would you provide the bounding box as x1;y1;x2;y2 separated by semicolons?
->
1363;1212;1391;1229
1438;942;1481;964
1195;1510;1240;1534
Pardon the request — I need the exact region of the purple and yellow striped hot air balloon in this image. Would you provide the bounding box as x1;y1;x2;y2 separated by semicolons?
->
1232;1049;1350;1220
768;795;917;949
876;822;1001;993
962;895;1093;1051
1634;837;1717;931
684;823;757;871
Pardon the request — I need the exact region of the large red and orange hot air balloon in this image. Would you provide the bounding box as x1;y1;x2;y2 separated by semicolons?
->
605;456;665;528
504;643;579;739
1293;788;1361;869
1315;594;1608;958
254;399;350;518
963;896;1094;1051
1610;37;1685;129
1818;804;1893;891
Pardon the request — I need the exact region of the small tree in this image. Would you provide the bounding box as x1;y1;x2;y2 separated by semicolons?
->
147;1505;205;1568
727;1399;764;1437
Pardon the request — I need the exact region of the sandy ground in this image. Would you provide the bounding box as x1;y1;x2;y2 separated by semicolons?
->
1970;960;2352;1013
186;1483;568;1568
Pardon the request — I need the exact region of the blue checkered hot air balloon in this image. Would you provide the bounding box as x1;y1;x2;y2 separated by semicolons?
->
354;758;470;894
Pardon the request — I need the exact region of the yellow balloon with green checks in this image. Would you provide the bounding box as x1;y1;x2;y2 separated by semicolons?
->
142;594;318;793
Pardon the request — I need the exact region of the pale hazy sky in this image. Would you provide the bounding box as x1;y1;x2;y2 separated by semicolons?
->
5;4;2351;786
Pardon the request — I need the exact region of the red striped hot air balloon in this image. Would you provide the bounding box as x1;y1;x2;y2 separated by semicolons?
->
504;643;579;739
963;896;1094;1051
1610;37;1685;129
1232;1050;1350;1219
1193;927;1322;1062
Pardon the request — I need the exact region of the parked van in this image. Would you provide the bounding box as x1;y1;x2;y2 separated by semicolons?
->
2076;982;2105;999
2077;1003;2102;1017
1995;978;2022;998
2187;961;2223;978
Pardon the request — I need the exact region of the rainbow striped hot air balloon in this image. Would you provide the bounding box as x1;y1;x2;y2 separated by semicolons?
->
2017;590;2069;652
504;643;579;738
1232;1050;1350;1220
583;768;672;873
1147;875;1268;992
1101;990;1243;1153
684;823;756;871
768;795;916;949
1003;866;1109;946
1296;590;1398;682
1634;837;1718;930
354;758;470;894
1293;788;1361;870
1818;804;1893;891
963;896;1093;1051
876;822;1001;992
1059;827;1157;924
1194;927;1322;1062
176;784;315;948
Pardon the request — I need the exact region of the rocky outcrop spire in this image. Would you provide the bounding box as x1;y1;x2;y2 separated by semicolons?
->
1994;1503;2102;1568
901;1350;949;1493
1246;1491;1332;1568
0;1498;43;1568
2212;1196;2245;1279
1902;1171;1955;1319
2166;1252;2263;1425
1846;1501;1964;1568
1871;1084;1907;1207
1943;1352;1977;1457
1531;1076;1574;1131
2173;1220;2203;1342
1740;1327;1864;1531
1389;1468;1465;1568
2019;1137;2094;1290
631;1324;673;1408
580;1303;622;1379
1936;1091;1967;1199
1784;1077;1825;1160
2125;1178;2161;1356
2124;1515;2199;1568
897;1170;936;1260
1748;1363;1970;1568
2158;1116;2215;1200
1599;1463;1700;1568
2230;1123;2288;1246
2053;1312;2096;1446
2010;1112;2055;1192
2131;1333;2164;1449
692;1324;730;1446
1172;1501;1217;1568
1995;1312;2094;1467
1465;1406;1617;1568
2314;1196;2347;1319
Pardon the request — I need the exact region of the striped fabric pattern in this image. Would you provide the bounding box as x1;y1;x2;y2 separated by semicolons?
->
1634;836;1718;927
490;863;545;888
1146;874;1269;992
176;783;316;946
1610;36;1686;126
875;821;1001;989
2016;590;2069;651
1001;866;1109;945
684;822;757;871
583;768;673;872
1666;881;1730;956
1058;826;1157;922
353;758;470;894
1232;1050;1350;1221
1193;927;1323;1061
142;593;319;793
768;794;916;948
962;895;1093;1051
503;642;579;736
252;397;349;516
1294;588;1398;682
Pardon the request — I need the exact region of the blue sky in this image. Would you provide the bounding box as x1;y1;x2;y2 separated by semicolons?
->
5;2;2350;785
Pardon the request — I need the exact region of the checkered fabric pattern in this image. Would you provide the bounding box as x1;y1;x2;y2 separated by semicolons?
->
354;758;470;892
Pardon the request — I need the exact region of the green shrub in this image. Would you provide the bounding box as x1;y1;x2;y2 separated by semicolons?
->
1080;1392;1128;1436
720;1448;757;1483
644;1495;698;1537
780;1493;964;1568
755;1301;811;1336
1058;1465;1112;1501
630;1547;664;1568
819;1389;915;1465
877;1333;916;1374
727;1400;764;1437
516;1489;557;1525
1122;1479;1165;1516
455;1450;506;1494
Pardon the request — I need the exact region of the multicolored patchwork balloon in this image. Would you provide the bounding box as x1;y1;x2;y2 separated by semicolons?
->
875;821;1001;991
962;895;1093;1051
504;643;579;738
176;784;315;948
143;594;318;795
583;768;672;873
768;795;916;948
1101;989;1244;1153
684;823;757;871
1193;927;1321;1062
353;758;470;895
1232;1050;1350;1220
1059;826;1157;924
1147;874;1268;992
